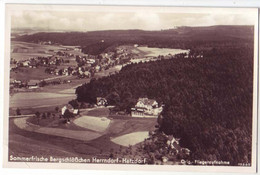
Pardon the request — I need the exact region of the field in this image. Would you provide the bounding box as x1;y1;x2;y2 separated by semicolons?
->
9;119;100;158
83;107;110;117
10;67;56;81
74;116;111;132
9;107;157;158
111;131;149;146
11;41;83;61
11;53;53;61
14;117;102;141
137;46;189;57
9;92;76;108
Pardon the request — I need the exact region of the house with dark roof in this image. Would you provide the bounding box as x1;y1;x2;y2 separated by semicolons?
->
131;98;163;118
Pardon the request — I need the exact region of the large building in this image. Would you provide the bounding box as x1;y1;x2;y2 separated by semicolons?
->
131;98;163;118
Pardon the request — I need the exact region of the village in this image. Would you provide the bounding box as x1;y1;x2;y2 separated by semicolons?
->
9;40;195;165
9;41;137;91
9;41;201;92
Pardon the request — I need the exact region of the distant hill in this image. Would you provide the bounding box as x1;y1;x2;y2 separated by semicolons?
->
13;25;254;55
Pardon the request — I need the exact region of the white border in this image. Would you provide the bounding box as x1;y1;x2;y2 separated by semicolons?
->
1;1;259;175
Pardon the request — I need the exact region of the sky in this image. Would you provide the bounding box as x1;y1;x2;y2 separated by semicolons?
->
10;6;257;32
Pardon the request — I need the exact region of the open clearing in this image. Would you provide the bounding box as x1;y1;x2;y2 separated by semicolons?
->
83;107;110;117
11;41;86;61
137;46;189;57
9;134;78;157
10;92;75;108
14;117;102;141
11;67;55;81
111;131;149;146
9;103;157;158
11;53;53;61
107;117;156;137
73;116;111;132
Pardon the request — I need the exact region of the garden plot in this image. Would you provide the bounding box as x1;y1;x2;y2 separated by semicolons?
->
73;116;111;132
111;131;149;147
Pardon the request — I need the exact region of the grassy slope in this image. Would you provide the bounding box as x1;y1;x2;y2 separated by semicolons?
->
9;107;157;159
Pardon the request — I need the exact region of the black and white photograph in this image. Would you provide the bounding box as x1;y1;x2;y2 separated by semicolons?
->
2;3;258;173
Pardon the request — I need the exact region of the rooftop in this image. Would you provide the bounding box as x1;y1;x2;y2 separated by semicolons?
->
137;98;157;106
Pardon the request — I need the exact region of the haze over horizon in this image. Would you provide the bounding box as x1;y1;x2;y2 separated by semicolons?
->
10;6;256;32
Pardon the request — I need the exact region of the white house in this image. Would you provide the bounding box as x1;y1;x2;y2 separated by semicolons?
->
22;60;30;67
95;65;101;72
96;97;108;106
131;98;163;118
84;71;90;77
86;59;95;64
61;104;74;115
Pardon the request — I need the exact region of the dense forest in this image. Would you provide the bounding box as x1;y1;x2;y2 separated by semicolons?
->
13;26;254;55
75;45;253;165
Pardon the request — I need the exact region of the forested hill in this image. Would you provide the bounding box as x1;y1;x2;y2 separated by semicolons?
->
13;25;254;55
75;46;253;165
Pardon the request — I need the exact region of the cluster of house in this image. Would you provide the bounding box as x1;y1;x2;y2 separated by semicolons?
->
46;65;99;78
95;96;163;118
11;43;139;78
10;77;73;90
175;50;204;59
10;79;40;89
11;58;38;69
145;133;191;164
10;44;148;92
163;135;191;163
10;56;63;71
131;98;163;118
38;40;53;45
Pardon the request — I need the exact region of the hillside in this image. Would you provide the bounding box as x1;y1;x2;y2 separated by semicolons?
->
75;45;253;165
13;25;254;55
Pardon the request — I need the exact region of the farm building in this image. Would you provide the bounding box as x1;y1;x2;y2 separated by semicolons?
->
131;98;163;118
